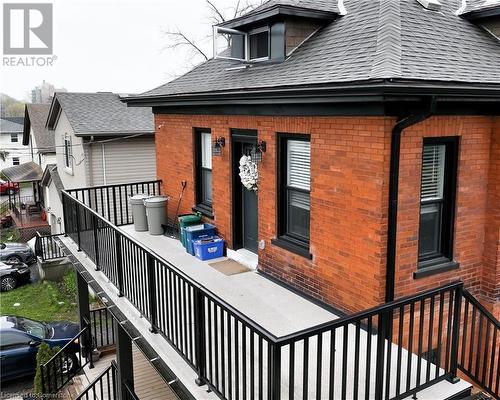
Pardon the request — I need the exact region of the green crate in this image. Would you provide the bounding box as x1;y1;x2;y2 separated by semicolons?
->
178;213;202;248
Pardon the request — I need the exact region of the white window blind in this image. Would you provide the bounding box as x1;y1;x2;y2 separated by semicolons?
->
421;144;445;201
287;140;310;191
201;132;212;169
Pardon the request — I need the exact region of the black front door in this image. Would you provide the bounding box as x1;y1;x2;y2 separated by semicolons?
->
232;131;258;253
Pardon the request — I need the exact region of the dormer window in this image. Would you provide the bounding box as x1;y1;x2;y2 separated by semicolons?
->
249;27;269;61
214;26;270;63
213;3;338;64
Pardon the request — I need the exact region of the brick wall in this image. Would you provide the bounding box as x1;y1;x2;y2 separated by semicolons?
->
154;114;499;317
155;114;391;313
394;116;499;319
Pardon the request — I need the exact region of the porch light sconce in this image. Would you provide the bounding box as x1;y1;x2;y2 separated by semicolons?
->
212;136;226;156
252;140;267;163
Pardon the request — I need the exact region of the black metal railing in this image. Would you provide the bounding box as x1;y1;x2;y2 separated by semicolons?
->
67;180;161;226
62;186;493;400
458;290;500;399
89;307;116;349
76;361;117;400
75;360;139;400
41;308;116;394
41;324;94;394
35;232;65;261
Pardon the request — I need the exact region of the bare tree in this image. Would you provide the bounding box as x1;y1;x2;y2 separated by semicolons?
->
162;0;265;62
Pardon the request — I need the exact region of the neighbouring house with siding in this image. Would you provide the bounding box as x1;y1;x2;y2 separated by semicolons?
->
42;92;156;233
22;104;56;170
0;117;29;170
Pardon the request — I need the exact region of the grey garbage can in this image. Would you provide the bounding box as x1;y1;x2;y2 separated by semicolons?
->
129;194;151;232
144;196;169;235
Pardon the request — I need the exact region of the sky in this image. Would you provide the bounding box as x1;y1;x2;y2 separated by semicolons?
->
0;0;243;101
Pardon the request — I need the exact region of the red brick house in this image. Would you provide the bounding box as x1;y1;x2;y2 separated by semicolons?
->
40;1;500;399
125;0;500;320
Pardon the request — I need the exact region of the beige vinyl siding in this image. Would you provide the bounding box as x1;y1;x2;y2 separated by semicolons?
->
88;137;156;186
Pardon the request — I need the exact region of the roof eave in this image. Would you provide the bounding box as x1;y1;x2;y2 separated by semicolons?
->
73;130;155;137
219;5;339;30
461;5;500;21
123;80;500;108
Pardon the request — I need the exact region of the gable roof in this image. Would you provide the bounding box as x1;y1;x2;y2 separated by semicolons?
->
41;164;64;198
47;92;154;136
127;0;500;104
0;117;24;133
22;104;54;153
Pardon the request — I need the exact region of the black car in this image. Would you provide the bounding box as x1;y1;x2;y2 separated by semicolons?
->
0;316;81;381
0;261;31;291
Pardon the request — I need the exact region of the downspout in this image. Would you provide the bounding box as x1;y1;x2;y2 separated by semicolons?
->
385;97;437;303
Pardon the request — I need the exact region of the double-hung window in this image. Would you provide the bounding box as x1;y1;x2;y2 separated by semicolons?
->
195;129;213;213
63;134;72;171
418;137;458;268
10;133;18;143
12;157;19;166
276;134;311;255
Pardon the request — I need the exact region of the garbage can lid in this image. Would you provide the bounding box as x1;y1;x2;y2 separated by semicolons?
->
129;194;152;205
144;195;169;206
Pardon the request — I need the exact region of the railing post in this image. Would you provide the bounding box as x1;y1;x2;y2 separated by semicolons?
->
75;201;82;251
112;186;118;225
270;343;282;400
147;254;158;333
62;193;68;237
374;310;389;400
115;230;124;297
114;320;134;400
447;285;463;383
93;214;100;271
194;287;206;386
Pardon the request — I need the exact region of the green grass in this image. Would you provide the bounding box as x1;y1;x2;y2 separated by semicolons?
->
0;227;21;242
0;271;79;323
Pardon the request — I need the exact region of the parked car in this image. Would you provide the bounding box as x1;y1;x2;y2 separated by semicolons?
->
0;316;81;381
0;180;19;195
0;261;31;291
0;242;35;264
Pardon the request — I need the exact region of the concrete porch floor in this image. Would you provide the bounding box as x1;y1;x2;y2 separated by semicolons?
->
59;227;472;400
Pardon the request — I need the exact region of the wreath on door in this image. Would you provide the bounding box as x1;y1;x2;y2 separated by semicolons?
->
239;155;258;191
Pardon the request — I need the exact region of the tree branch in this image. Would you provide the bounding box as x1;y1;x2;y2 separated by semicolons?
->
162;30;209;61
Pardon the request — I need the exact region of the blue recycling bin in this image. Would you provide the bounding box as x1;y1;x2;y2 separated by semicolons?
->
193;236;224;261
185;223;216;255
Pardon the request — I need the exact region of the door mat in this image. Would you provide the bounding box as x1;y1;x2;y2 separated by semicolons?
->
208;259;251;276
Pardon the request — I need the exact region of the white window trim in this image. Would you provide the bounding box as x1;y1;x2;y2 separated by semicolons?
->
63;133;74;175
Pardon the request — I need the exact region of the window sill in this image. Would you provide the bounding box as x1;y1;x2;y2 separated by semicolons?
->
271;237;312;260
413;260;460;279
192;205;214;219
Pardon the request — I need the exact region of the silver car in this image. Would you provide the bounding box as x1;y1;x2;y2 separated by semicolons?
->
0;242;36;264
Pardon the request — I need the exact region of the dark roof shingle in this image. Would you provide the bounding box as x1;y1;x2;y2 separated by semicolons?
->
138;0;500;99
24;104;54;152
50;92;154;135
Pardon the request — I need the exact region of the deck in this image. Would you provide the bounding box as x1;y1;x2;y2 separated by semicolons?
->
69;344;178;400
59;226;472;400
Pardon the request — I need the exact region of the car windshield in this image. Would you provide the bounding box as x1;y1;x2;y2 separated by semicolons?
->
16;317;49;339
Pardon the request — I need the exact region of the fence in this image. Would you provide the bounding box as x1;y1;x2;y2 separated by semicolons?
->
67;180;161;226
41;307;116;394
60;185;500;400
35;232;65;261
